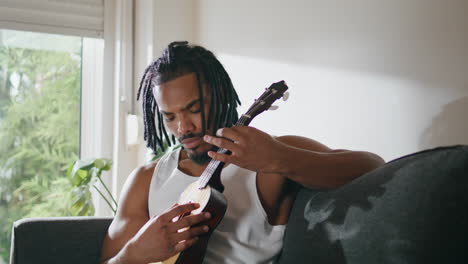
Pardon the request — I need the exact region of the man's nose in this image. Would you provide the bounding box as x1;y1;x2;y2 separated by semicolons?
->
177;114;195;135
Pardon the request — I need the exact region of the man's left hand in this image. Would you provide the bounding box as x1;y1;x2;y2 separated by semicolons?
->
203;126;284;173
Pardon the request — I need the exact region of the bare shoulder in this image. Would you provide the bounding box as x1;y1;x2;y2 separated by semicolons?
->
124;161;158;196
275;135;333;152
114;160;159;219
100;160;158;262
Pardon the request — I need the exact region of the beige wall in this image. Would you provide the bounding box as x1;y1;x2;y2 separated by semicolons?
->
144;0;468;162
194;0;468;161
153;0;197;56
135;0;199;164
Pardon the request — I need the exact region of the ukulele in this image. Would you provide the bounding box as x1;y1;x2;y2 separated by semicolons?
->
154;80;289;264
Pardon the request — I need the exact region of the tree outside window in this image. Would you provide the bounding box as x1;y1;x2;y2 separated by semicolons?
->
0;29;82;263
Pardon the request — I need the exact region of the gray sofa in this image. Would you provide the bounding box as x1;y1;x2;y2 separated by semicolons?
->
10;145;468;264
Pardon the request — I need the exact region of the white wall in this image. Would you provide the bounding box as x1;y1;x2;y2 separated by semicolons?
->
135;0;199;165
153;0;197;56
195;0;468;161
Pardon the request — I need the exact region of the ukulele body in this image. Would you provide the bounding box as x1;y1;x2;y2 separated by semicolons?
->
153;182;227;264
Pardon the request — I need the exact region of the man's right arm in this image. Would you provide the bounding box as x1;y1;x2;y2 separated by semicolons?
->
100;162;211;264
99;163;153;263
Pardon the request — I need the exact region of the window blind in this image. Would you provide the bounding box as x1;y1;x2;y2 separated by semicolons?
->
0;0;104;38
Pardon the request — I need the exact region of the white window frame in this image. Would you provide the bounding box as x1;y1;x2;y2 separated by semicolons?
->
0;0;153;217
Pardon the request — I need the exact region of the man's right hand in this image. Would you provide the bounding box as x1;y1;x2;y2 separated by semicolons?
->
124;202;211;264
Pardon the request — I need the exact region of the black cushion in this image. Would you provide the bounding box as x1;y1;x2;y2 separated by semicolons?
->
278;145;468;264
10;217;112;264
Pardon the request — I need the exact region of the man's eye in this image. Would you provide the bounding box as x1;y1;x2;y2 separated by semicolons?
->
189;103;201;113
164;115;174;122
190;108;201;113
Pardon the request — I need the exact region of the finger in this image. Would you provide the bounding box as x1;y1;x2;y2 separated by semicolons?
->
160;203;200;223
170;212;211;232
173;237;199;253
172;225;209;243
156;203;178;216
204;135;241;152
167;203;179;210
215;127;242;141
207;150;230;163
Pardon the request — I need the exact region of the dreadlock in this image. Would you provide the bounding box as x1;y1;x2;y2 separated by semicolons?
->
137;41;241;154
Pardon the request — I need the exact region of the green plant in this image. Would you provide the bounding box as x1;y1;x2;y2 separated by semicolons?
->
65;142;182;217
0;34;82;262
67;158;116;215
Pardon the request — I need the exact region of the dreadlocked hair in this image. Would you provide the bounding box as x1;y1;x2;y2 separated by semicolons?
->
137;41;241;154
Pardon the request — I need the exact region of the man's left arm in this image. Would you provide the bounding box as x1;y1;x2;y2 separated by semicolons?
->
204;126;385;189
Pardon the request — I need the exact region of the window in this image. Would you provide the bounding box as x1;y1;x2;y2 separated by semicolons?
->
0;1;144;261
0;28;103;263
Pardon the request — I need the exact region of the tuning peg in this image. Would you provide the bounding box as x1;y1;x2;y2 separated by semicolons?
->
269;105;279;111
282;92;290;101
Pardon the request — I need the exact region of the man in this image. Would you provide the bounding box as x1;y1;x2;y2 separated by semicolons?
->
100;41;384;264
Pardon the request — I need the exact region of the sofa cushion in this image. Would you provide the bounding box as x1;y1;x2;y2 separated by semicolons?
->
10;217;112;264
277;145;468;264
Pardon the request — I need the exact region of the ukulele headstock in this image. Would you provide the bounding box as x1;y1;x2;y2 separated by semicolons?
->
241;80;289;124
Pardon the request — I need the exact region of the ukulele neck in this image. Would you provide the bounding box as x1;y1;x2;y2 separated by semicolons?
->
195;80;289;192
197;114;253;191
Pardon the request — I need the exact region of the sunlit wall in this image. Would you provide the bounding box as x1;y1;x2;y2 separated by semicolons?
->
195;0;468;161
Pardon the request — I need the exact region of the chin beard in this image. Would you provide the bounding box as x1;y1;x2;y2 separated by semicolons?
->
187;145;218;165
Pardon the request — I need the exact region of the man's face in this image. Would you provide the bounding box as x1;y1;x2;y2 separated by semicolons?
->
153;73;214;164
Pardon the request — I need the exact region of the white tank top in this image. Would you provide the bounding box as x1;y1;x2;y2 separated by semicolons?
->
148;148;285;264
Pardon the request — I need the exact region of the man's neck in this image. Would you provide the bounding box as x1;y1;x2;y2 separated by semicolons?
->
177;149;210;177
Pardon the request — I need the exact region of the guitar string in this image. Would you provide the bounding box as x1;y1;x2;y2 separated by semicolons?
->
185;89;280;202
197;115;249;188
197;101;265;188
184;115;249;205
181;91;285;221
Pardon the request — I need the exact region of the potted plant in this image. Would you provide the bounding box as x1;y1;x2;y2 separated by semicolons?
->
67;158;116;216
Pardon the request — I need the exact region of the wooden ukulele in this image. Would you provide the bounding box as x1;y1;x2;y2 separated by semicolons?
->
154;80;289;264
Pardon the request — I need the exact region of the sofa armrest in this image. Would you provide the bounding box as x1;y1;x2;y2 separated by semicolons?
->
278;145;468;264
10;216;112;264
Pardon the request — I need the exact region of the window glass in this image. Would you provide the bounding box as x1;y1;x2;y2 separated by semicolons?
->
0;29;82;262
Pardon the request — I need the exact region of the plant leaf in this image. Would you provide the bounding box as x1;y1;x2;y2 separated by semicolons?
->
94;158;111;170
68;159;94;186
